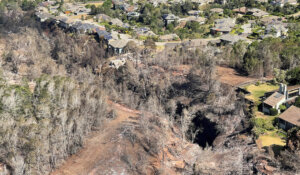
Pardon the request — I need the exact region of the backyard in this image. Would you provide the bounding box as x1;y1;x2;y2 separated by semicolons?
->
244;83;286;148
244;83;279;102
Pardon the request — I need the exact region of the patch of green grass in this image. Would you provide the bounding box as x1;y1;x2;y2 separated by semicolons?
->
245;83;279;102
258;135;285;147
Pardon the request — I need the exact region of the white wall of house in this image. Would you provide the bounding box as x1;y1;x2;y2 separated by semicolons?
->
275;98;286;112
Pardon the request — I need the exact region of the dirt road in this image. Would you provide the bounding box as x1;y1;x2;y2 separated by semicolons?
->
51;101;140;175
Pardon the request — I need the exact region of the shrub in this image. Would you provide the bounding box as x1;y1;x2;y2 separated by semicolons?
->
295;97;300;108
251;117;275;137
286;67;300;85
255;81;261;86
270;108;279;116
279;104;287;112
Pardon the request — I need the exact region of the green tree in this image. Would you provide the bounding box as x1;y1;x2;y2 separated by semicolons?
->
286;67;300;85
21;0;37;11
102;0;112;9
270;108;278;116
295;97;300;108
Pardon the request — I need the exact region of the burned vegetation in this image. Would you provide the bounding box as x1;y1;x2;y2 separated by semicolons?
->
0;8;299;175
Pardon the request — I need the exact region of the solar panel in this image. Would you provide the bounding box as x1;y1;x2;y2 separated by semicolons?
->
274;93;283;98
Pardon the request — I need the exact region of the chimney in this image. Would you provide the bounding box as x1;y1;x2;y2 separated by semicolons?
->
279;83;284;94
279;83;287;95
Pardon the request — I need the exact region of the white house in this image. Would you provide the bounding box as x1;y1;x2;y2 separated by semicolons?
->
263;84;300;114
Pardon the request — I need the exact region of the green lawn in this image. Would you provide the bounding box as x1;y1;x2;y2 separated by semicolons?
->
257;135;285;147
245;83;279;102
245;83;287;148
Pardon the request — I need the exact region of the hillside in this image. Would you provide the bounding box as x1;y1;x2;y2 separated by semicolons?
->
0;6;299;175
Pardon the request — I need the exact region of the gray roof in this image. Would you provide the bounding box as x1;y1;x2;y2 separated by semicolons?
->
188;10;202;15
35;12;54;22
212;18;236;32
109;39;129;48
163;14;179;20
110;18;124;26
247;8;269;17
220;34;248;44
210;8;224;13
96;29;112;40
95;14;111;21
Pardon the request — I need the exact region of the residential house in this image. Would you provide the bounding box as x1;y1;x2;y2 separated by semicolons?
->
272;0;298;7
134;27;157;37
241;23;253;37
120;3;138;13
36;6;49;13
111;30;131;40
162;14;179;25
49;5;59;14
219;34;248;45
127;12;140;20
255;0;268;2
159;34;179;41
150;0;168;7
112;0;126;9
188;10;202;16
35;12;54;22
71;21;99;34
39;1;56;7
74;7;91;15
110;18;124;27
211;18;236;35
278;106;300;130
56;16;75;29
263;23;288;38
96;29;113;41
94;14;111;22
260;16;286;26
247;8;269;18
180;16;206;24
210;8;224;15
108;39;129;54
233;7;247;14
263;84;300;114
215;0;227;5
191;0;214;5
134;27;150;34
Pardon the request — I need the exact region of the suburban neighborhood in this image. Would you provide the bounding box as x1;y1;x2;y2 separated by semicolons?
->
34;0;300;147
35;0;298;54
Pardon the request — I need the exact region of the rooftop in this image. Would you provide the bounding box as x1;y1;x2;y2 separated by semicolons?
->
109;39;129;48
220;34;248;43
264;92;285;107
233;7;247;14
163;14;179;20
210;8;224;13
279;106;300;127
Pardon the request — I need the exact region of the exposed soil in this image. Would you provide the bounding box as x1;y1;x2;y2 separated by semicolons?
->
216;66;257;87
51;100;140;175
51;100;199;175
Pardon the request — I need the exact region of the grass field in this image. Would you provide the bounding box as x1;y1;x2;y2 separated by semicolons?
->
257;135;285;147
245;83;279;102
245;83;287;148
